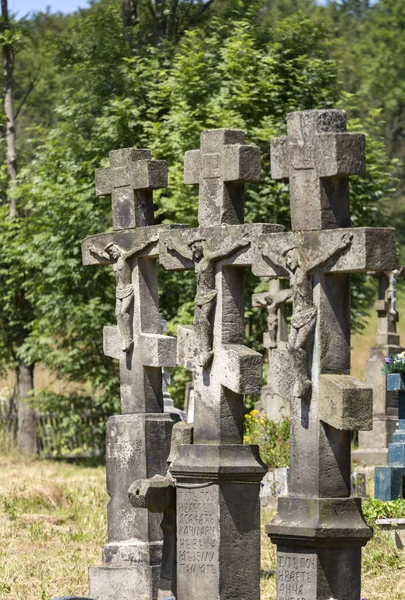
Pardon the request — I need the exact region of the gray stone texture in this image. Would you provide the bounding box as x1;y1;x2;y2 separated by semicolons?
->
95;148;167;230
82;148;179;600
355;271;403;466
257;110;397;599
252;279;292;421
159;129;269;600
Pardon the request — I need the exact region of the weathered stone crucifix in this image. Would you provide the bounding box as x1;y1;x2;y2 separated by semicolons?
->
159;129;281;600
252;279;292;352
252;279;292;420
81;148;180;600
252;110;397;600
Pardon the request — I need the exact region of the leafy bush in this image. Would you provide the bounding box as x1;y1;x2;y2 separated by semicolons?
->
362;497;405;526
244;410;290;468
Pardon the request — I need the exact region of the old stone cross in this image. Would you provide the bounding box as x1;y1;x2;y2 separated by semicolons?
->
81;147;179;600
159;129;280;600
271;109;365;231
95;147;167;230
252;279;292;352
160;129;282;442
253;110;397;600
82;148;177;414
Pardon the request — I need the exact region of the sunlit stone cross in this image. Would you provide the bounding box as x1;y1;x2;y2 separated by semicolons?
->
81;147;180;600
253;110;397;600
159;129;282;600
95;147;167;230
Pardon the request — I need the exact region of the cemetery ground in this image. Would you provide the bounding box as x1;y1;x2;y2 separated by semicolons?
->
1;283;405;599
0;456;403;600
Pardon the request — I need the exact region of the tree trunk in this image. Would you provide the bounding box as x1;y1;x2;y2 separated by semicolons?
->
1;0;18;217
17;363;36;455
2;0;37;455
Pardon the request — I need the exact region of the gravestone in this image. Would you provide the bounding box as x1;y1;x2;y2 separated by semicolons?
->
252;279;291;420
159;129;280;600
354;269;404;466
251;110;397;600
81;148;179;600
375;373;405;500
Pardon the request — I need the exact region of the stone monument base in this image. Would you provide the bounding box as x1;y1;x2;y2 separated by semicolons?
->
170;443;266;600
89;563;159;600
267;497;372;600
255;385;290;422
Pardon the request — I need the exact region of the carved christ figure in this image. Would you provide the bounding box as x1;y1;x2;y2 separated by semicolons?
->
388;268;403;318
166;235;250;367
259;232;353;402
88;233;158;352
255;285;292;349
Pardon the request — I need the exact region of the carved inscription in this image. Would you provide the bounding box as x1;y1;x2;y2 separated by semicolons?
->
277;551;316;600
177;487;219;577
106;435;143;470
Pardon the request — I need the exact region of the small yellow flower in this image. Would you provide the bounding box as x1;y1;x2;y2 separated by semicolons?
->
251;409;259;416
398;351;405;359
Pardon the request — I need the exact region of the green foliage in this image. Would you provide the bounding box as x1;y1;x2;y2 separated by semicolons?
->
362;497;405;526
244;410;290;468
0;0;398;415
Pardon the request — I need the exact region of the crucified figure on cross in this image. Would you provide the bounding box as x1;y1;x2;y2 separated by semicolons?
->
88;233;158;352
259;231;353;402
388;267;404;318
166;235;250;368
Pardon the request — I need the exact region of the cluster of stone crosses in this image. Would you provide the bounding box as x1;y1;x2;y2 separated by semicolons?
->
56;108;401;600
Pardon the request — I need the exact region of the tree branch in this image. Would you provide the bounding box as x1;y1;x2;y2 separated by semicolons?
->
14;67;40;122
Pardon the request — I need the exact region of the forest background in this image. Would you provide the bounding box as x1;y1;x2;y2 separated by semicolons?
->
0;0;403;453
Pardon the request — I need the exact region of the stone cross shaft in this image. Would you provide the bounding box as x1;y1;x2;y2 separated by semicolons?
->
81;147;178;600
161;129;281;443
96;148;167;231
159;129;271;600
271;109;365;231
82;227;177;414
253;110;397;600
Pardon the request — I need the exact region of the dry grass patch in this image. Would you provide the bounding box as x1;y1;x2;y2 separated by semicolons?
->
0;455;107;599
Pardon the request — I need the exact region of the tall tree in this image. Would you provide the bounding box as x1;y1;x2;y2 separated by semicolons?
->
0;0;37;454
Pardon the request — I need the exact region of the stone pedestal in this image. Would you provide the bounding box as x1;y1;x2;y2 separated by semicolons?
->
88;414;173;600
268;497;371;600
171;444;266;600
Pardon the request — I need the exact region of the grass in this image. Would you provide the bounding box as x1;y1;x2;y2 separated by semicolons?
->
0;455;107;599
0;456;404;600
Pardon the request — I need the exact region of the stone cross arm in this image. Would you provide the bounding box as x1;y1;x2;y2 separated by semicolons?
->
104;325;176;369
82;224;185;266
176;325;262;396
252;227;396;278
95;148;167;195
159;223;284;271
271;130;365;180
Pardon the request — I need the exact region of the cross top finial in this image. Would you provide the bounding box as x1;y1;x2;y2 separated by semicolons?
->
95;147;168;231
271;109;366;232
184;128;261;227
